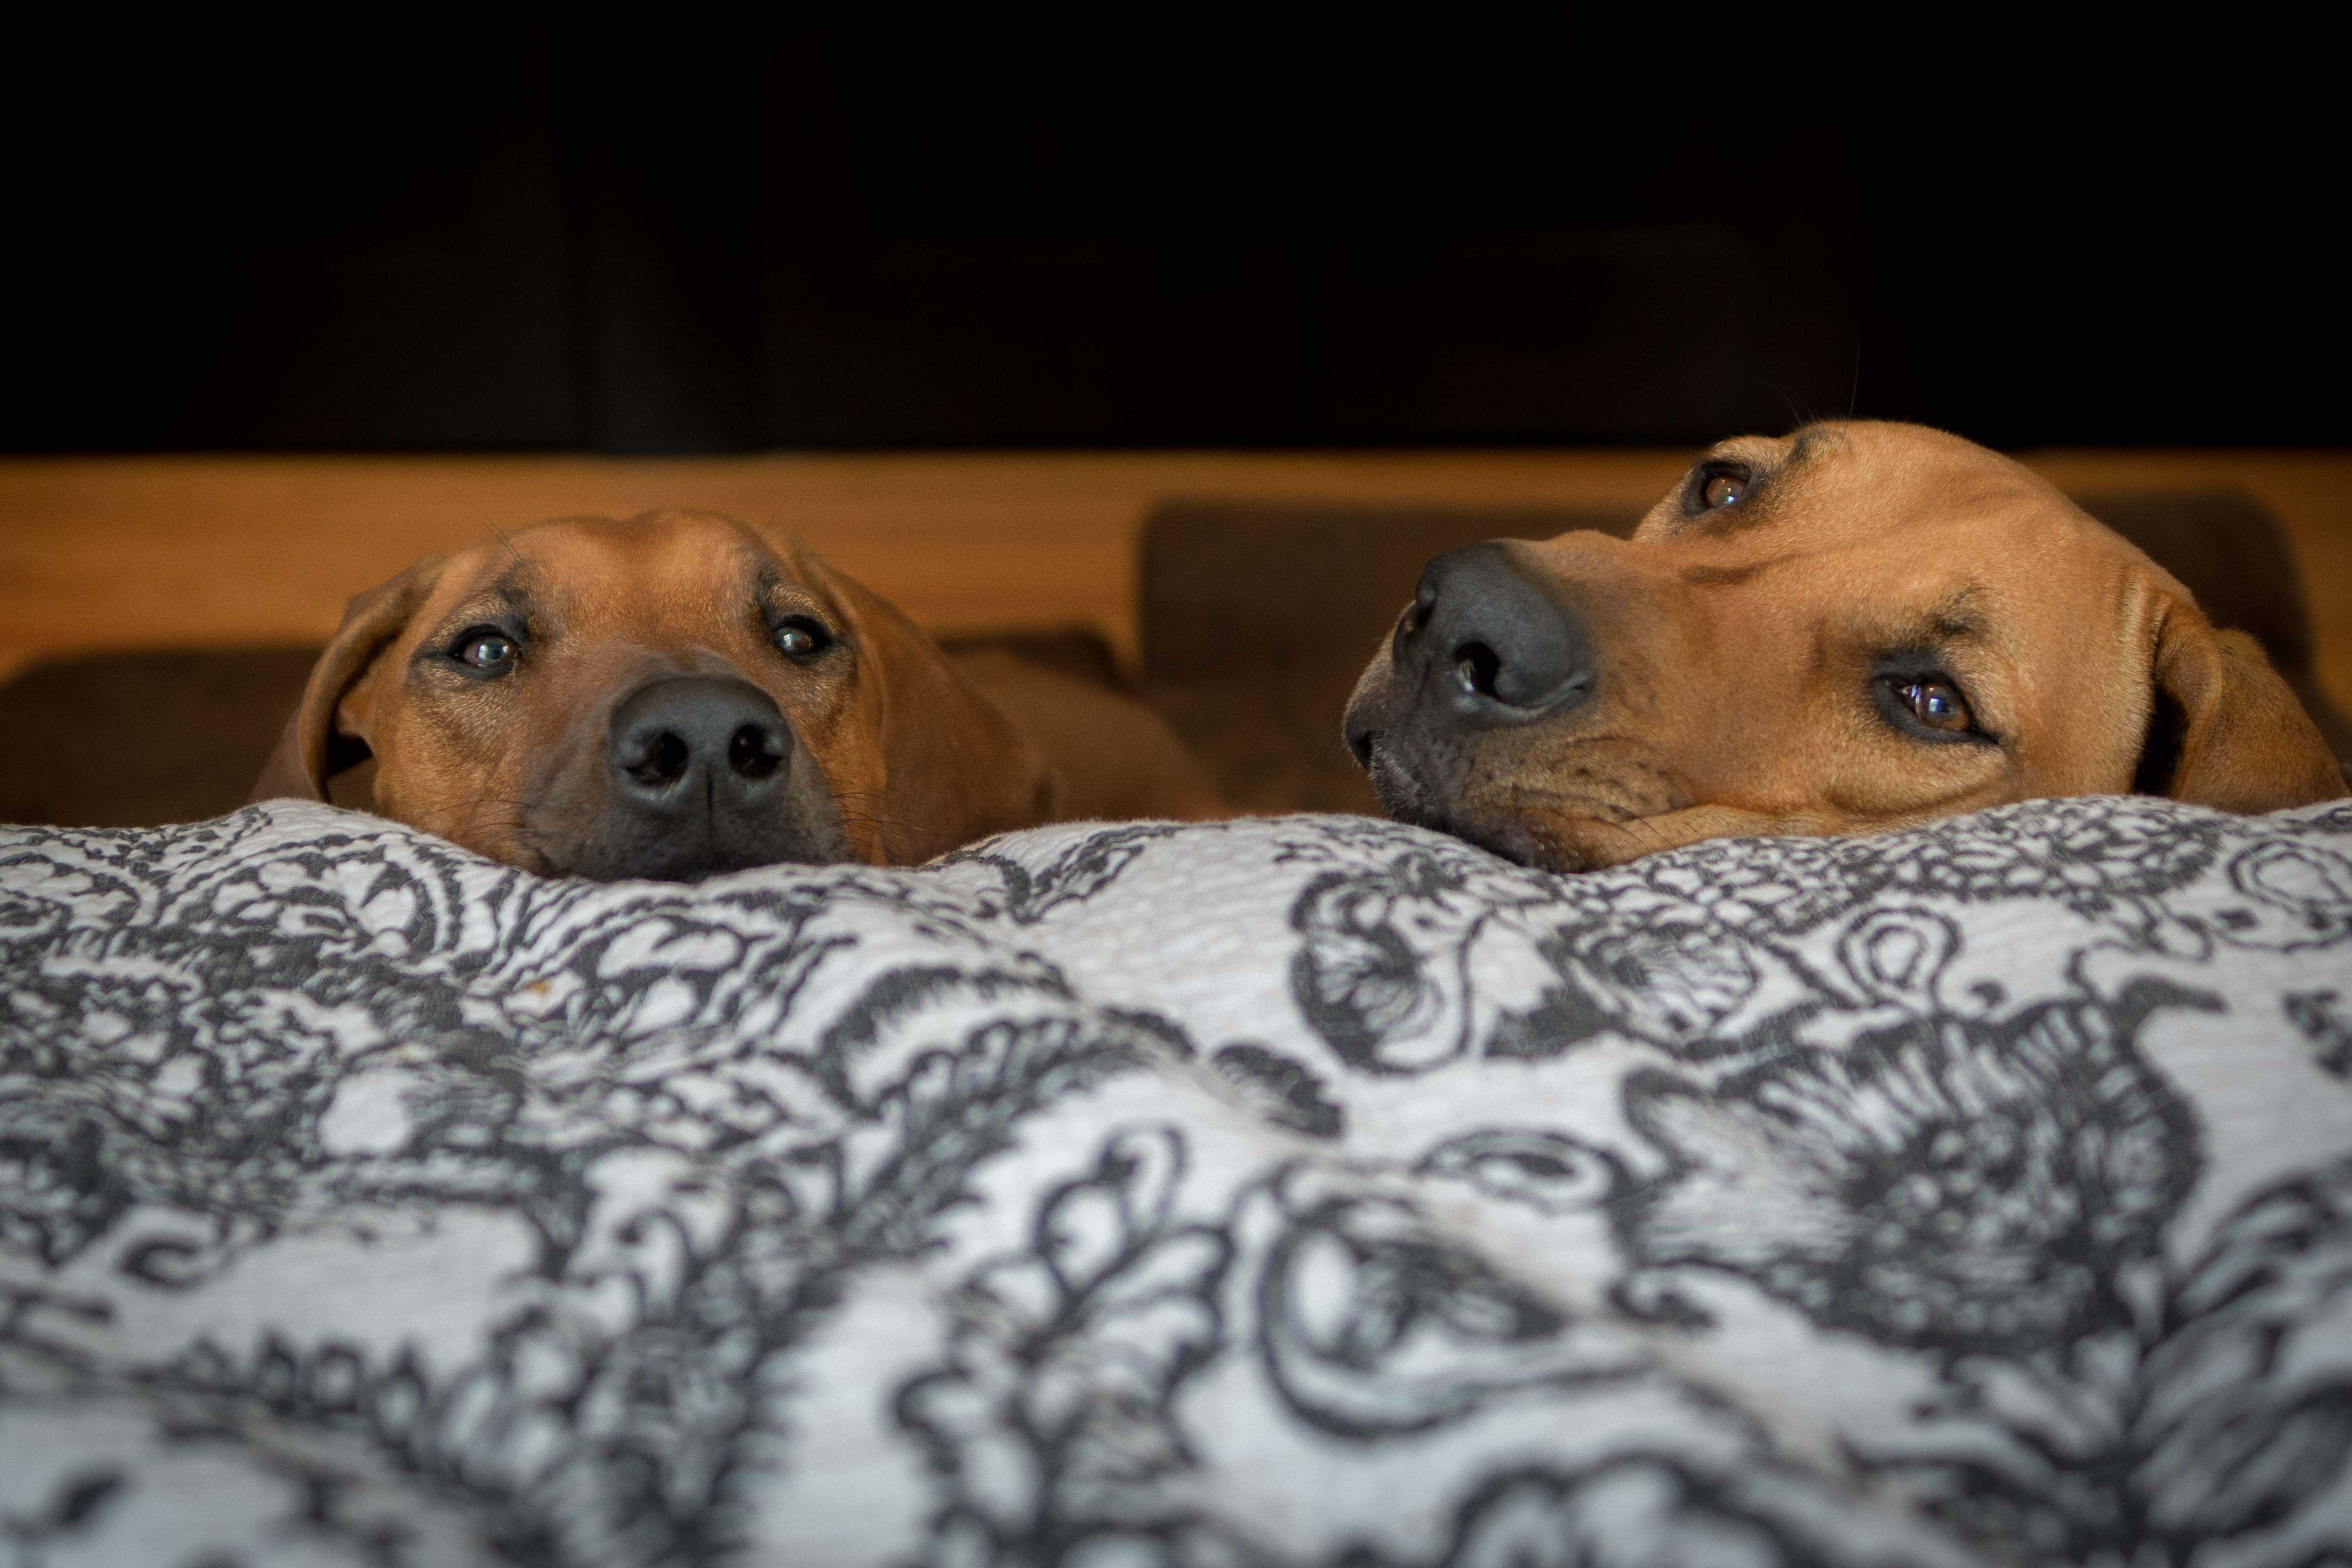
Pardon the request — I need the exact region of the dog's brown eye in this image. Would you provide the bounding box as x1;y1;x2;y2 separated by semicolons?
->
1701;471;1747;509
1895;677;1971;732
453;627;518;672
774;618;831;658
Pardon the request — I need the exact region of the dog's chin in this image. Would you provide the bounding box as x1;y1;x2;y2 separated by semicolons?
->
1361;747;1436;828
494;810;858;883
1361;740;1701;873
1362;744;1595;873
472;754;862;881
554;840;854;883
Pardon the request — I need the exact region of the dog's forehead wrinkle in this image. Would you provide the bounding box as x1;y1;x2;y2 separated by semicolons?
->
476;533;686;635
513;513;758;604
696;536;771;592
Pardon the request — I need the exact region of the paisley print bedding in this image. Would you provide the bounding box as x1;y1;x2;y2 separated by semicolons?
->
3;798;2351;1565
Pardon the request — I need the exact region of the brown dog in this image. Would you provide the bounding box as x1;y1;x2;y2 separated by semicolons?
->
252;510;1220;878
1344;421;2348;872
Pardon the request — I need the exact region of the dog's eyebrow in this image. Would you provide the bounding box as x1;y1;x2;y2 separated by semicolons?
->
1928;589;1992;642
754;546;859;626
1872;605;1993;654
1863;592;1995;658
470;557;536;604
1783;426;1846;470
444;561;542;626
748;555;787;600
748;557;825;617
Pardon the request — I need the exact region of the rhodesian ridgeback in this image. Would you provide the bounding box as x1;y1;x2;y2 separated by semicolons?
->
1345;421;2348;871
251;510;1220;878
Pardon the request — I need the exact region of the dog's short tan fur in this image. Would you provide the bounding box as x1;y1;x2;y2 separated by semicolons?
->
253;510;1219;874
1347;422;2347;871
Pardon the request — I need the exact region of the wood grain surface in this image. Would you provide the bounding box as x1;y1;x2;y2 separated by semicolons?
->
4;450;2347;713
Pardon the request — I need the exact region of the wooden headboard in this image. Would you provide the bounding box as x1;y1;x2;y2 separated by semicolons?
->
4;450;2347;713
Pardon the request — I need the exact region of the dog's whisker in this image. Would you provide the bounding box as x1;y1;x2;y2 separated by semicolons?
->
1772;381;1810;434
1625;814;1677;859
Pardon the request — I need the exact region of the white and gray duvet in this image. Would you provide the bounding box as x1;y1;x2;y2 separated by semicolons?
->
3;797;2352;1565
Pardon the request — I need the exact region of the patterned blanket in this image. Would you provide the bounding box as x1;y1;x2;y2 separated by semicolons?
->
4;799;2352;1566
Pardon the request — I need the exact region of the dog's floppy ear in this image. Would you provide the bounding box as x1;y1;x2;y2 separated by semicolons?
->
825;569;1057;863
2138;604;2347;811
250;557;444;804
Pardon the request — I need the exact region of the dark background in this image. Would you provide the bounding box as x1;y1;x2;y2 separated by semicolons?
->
5;24;2334;454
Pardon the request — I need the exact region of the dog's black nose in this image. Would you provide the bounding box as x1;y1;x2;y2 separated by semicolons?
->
1395;543;1595;721
610;676;791;805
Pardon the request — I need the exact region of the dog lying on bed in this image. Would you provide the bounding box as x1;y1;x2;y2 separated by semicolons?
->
251;510;1220;878
1344;421;2349;871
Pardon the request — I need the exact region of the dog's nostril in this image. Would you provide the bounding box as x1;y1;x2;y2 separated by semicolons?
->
1401;544;1595;722
1402;583;1438;638
609;676;793;806
728;724;783;780
630;731;690;788
1453;642;1502;699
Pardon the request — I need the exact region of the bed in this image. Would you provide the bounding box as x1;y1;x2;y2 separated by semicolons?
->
5;796;2351;1564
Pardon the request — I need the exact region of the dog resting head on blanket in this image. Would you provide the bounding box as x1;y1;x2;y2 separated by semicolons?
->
251;510;1219;878
1344;421;2348;871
